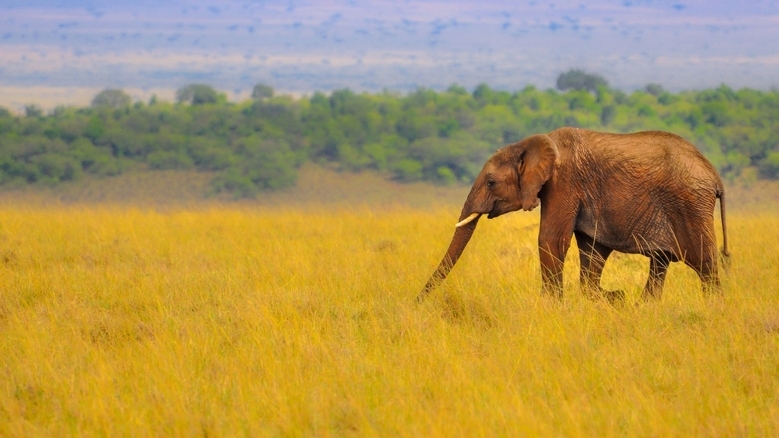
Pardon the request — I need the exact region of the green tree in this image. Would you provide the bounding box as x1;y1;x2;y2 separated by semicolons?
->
644;83;665;96
25;105;43;118
556;69;608;93
176;84;219;105
92;89;132;109
251;83;274;100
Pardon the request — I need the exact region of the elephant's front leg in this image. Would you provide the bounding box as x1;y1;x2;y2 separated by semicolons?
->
538;223;575;298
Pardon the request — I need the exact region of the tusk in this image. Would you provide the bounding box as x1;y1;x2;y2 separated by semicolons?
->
455;213;480;228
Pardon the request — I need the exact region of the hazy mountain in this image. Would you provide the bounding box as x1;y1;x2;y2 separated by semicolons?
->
2;0;778;110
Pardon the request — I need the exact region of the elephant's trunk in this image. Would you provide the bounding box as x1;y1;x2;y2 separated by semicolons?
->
417;214;481;301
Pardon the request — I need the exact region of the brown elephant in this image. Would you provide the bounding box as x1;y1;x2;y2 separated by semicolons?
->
420;127;729;302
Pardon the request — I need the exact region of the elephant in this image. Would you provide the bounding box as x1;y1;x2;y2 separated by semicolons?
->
419;127;729;302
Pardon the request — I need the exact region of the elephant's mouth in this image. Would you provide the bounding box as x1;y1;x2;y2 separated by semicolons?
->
487;200;504;219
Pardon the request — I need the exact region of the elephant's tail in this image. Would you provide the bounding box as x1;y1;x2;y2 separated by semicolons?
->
716;188;731;269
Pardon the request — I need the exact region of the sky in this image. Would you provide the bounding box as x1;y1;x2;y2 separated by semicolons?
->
2;0;779;110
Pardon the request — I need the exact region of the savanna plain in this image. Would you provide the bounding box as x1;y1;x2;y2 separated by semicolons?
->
1;168;779;437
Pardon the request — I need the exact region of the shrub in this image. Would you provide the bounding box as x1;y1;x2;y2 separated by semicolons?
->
146;150;194;170
30;153;82;183
392;159;423;182
758;151;779;179
210;169;258;198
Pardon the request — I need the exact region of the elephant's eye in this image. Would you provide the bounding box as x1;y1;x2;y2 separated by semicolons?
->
486;180;496;189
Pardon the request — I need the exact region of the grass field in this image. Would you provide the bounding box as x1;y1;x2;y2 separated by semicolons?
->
1;199;778;436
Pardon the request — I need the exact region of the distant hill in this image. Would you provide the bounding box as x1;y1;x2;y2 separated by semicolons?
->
2;0;778;113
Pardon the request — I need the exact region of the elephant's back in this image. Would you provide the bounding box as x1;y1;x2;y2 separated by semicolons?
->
563;128;721;188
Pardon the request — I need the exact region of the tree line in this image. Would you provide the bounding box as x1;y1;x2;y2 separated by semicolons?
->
2;71;778;197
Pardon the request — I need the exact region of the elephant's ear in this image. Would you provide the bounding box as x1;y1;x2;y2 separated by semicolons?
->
516;134;559;211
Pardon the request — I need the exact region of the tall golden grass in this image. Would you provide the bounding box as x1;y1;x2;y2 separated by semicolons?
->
1;204;778;436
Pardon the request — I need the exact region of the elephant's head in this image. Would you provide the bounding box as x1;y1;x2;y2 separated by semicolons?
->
418;134;559;300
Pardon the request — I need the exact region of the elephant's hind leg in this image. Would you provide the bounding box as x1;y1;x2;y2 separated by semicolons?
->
688;246;721;295
575;231;623;303
642;251;672;300
680;230;721;295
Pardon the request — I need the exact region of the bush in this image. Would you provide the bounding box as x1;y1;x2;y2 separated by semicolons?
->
190;145;234;171
30;154;82;183
208;137;299;197
240;140;298;190
88;155;130;177
0;157;39;183
758;151;779;179
146;150;194;170
337;143;372;171
435;166;457;185
392;159;423;182
84;116;106;141
210;169;258;198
